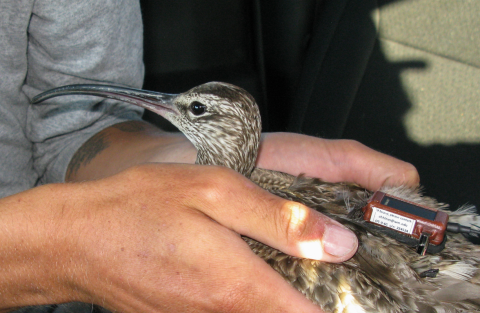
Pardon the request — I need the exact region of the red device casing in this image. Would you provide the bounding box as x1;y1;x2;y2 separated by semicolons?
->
362;191;449;245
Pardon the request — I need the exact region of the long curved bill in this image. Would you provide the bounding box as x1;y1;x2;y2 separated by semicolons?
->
31;84;180;117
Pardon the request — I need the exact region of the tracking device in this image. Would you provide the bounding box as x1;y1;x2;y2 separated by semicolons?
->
362;191;449;255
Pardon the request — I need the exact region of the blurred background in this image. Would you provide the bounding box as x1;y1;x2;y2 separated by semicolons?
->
140;0;480;211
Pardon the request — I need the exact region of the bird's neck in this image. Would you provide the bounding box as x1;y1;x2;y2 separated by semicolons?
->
194;137;259;178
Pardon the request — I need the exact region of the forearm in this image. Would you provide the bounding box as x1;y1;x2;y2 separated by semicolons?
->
0;184;86;310
67;124;418;190
66;121;196;182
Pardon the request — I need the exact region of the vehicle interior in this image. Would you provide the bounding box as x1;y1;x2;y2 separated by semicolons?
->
140;0;479;214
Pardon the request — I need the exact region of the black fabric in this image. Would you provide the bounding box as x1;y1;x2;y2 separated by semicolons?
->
287;0;378;138
258;0;319;132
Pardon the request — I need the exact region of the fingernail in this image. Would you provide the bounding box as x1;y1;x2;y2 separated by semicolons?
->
323;224;358;257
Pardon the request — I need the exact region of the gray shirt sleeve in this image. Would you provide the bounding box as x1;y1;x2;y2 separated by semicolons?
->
0;0;145;197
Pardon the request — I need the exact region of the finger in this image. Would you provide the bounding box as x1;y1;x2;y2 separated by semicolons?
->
180;165;358;263
257;133;420;189
339;139;420;190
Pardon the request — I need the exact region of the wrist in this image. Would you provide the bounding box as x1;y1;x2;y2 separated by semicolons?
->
0;184;88;309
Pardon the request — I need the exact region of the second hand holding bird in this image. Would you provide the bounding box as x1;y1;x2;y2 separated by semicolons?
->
256;132;420;191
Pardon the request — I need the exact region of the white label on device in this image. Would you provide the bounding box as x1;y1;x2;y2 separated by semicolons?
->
370;207;416;235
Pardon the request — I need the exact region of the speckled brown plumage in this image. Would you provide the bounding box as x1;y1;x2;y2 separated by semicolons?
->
33;82;480;312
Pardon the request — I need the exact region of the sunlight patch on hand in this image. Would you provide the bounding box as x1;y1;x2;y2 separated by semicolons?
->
298;240;323;260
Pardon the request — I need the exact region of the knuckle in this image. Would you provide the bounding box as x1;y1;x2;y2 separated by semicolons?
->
191;166;243;207
278;201;310;245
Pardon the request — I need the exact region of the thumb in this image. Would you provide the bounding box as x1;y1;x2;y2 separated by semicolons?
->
188;166;358;263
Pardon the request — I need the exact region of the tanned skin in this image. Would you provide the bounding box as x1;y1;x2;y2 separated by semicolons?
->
0;120;419;313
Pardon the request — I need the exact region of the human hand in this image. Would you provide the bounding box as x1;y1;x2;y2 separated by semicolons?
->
257;132;420;190
1;163;358;312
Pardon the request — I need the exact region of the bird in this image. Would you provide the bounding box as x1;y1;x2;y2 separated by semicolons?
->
33;82;480;313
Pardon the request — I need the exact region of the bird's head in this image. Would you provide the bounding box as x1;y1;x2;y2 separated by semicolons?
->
32;82;262;177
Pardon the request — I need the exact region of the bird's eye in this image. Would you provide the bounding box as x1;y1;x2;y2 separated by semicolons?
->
189;101;206;116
